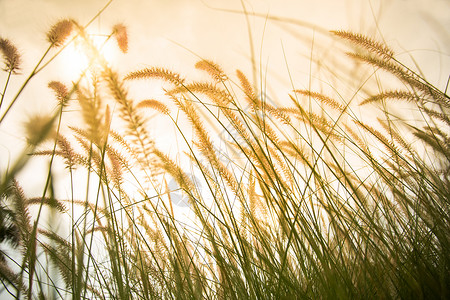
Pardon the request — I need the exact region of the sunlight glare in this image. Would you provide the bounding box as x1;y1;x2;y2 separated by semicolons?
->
60;32;118;77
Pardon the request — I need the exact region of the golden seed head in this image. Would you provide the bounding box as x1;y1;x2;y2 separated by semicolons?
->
113;23;128;53
195;59;227;81
137;99;170;115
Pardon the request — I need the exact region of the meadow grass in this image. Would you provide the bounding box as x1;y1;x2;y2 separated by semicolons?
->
0;8;449;300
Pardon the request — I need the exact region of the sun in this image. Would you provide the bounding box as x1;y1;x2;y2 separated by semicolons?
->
59;32;119;78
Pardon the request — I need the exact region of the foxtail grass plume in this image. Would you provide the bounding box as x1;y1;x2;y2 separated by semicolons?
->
331;30;394;60
0;38;21;73
125;67;185;86
294;90;345;111
137;99;170;115
47;19;75;47
48;81;69;105
195;59;227;81
23;114;55;146
359;90;419;106
113;23;128;53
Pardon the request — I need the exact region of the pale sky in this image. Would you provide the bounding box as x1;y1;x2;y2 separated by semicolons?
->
2;0;449;77
1;0;449;94
0;0;449;194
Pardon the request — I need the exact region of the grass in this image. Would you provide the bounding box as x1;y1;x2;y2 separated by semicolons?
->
0;4;449;300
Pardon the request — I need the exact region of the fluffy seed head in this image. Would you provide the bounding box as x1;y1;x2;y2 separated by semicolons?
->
48;81;69;105
113;23;128;53
0;38;21;73
47;19;75;47
137;99;170;115
125;67;185;86
195;59;227;81
331;30;394;60
23;114;55;146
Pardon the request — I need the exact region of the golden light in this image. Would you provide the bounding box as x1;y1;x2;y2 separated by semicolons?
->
59;32;119;77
